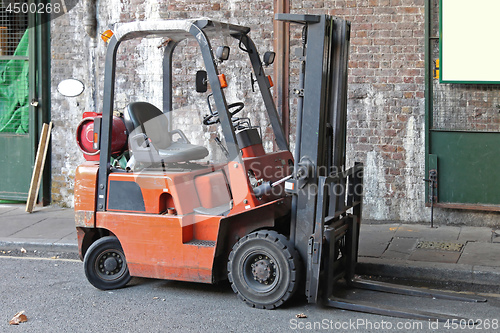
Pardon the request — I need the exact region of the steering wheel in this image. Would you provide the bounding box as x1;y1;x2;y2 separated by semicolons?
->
203;102;245;125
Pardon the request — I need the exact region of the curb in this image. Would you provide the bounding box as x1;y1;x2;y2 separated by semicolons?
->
357;257;500;288
0;240;78;253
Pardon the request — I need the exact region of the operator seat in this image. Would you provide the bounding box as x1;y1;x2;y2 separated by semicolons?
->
125;102;209;164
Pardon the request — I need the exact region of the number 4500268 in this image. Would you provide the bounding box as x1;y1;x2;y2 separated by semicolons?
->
4;2;61;14
444;319;499;330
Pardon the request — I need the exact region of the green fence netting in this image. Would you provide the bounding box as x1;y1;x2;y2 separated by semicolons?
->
0;30;29;134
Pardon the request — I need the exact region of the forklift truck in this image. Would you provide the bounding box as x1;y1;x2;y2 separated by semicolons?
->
74;14;485;320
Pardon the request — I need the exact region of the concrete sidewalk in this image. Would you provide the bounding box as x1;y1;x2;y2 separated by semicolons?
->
357;222;500;288
1;203;499;289
0;204;77;251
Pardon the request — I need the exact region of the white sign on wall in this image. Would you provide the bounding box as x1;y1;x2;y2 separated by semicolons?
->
440;0;500;83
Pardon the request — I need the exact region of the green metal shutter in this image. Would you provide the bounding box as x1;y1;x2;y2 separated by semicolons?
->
0;12;29;133
0;8;33;200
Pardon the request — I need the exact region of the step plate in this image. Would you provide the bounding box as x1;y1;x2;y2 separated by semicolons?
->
185;239;216;247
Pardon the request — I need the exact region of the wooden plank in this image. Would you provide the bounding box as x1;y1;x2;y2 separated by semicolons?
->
25;122;52;213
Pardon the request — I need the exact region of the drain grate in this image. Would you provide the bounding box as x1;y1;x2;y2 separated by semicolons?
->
416;241;464;252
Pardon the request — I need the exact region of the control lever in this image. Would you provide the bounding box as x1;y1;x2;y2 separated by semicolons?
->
253;175;292;197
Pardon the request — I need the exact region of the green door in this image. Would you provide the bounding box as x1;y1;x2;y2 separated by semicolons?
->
0;10;36;200
429;131;500;206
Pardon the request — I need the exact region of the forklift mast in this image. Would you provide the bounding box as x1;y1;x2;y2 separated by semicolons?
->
276;14;362;303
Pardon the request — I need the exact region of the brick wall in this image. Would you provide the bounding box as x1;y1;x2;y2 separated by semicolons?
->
50;1;88;207
50;0;465;223
50;0;277;207
289;0;428;221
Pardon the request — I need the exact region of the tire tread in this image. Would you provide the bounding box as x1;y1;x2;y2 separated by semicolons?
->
227;230;301;309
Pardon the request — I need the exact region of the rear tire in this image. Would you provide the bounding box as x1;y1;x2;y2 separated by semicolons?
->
227;230;301;309
84;236;131;290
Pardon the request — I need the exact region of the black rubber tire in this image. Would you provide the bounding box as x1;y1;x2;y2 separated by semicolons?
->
227;230;301;309
84;236;131;290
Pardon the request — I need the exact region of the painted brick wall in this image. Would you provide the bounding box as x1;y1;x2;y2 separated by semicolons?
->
287;0;427;221
51;0;427;220
50;0;277;207
50;1;89;206
50;0;496;225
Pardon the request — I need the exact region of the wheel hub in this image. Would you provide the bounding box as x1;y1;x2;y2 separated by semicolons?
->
99;252;123;276
104;257;118;271
251;256;276;284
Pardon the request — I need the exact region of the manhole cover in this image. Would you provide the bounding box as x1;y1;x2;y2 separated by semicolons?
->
416;241;464;252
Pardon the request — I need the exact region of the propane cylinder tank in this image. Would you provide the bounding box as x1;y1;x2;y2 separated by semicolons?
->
76;112;128;161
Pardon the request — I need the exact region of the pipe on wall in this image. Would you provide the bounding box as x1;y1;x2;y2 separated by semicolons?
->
273;0;290;143
83;0;97;39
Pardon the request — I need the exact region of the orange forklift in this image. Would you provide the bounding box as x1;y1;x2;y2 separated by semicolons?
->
75;15;484;320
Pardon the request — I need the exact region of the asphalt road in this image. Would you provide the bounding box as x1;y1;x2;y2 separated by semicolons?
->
1;253;499;332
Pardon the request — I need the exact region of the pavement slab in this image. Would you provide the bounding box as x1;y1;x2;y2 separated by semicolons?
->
395;224;461;241
458;242;500;267
0;205;76;247
409;249;461;264
0;216;48;237
458;226;495;243
9;217;76;240
381;237;417;260
358;223;398;257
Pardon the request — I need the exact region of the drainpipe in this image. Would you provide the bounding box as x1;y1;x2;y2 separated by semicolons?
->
84;0;97;40
83;0;98;115
273;0;290;143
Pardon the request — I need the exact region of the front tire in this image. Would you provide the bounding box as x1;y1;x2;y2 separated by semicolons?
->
84;236;131;290
227;230;301;309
